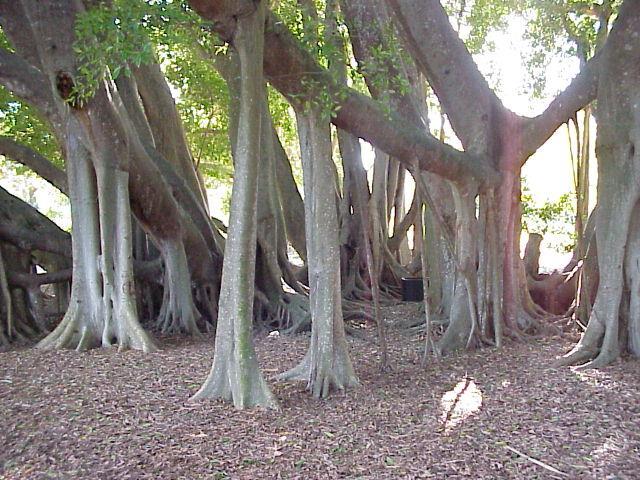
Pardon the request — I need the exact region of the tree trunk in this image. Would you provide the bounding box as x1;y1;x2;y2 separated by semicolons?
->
193;1;277;409
437;184;478;354
558;0;640;367
1;0;218;350
156;239;201;335
279;109;358;398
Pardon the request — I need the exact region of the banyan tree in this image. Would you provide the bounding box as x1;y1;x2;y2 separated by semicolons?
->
0;0;638;406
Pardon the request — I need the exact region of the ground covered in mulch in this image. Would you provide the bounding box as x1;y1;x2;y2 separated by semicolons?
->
1;304;639;479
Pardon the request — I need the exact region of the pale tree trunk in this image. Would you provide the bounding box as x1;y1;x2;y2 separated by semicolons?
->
371;149;390;274
418;195;438;362
36;132;101;351
156;239;201;335
115;72;205;336
193;1;277;409
569;109;591;258
436;184;479;354
558;0;640;367
421;174;456;318
279;109;358;398
216;48;305;328
391;167;412;264
325;0;388;367
38;117;152;350
1;0;213;351
38;106;156;351
568;111;594;325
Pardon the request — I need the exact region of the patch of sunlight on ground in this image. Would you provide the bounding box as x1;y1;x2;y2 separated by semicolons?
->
590;436;624;463
589;436;629;470
571;368;615;389
440;378;483;433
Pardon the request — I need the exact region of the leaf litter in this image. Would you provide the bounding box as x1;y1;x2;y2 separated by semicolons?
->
0;303;639;479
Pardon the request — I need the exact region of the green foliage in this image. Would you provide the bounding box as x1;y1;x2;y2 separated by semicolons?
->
465;0;519;52
0;89;62;171
521;186;576;253
71;1;239;183
272;1;351;119
439;0;619;98
356;23;412;111
519;0;621;97
159;42;232;183
442;0;519;53
0;26;12;52
71;2;157;105
0;29;62;173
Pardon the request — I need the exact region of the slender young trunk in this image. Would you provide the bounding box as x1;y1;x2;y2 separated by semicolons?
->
279;109;358;398
193;2;277;409
422;174;456;317
157;239;201;335
0;245;13;339
392;167;411;265
437;185;478;354
371;150;390;246
111;170;155;350
418;198;437;363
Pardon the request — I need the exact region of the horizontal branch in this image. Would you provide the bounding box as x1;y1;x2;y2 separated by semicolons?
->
522;54;600;160
0;47;56;117
188;1;500;188
0;137;68;194
7;258;163;288
0;185;71;257
0;223;71;257
8;269;71;288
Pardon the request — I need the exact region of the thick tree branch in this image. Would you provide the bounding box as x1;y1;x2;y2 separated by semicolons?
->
387;0;502;148
7;258;163;288
188;1;500;187
0;47;56;117
8;269;72;288
0;137;68;194
0;186;71;257
387;0;600;162
521;53;600;160
341;0;427;130
0;223;71;257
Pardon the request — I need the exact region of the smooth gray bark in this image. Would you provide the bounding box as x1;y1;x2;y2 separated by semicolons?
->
278;109;358;398
558;0;640;367
193;2;277;409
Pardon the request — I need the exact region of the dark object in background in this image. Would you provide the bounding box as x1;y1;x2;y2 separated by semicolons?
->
401;277;423;302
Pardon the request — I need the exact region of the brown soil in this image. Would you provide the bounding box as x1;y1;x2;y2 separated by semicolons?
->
1;304;639;479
